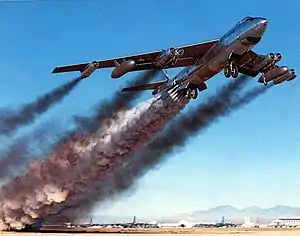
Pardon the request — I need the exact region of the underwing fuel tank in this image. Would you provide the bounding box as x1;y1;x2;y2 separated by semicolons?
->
111;60;136;78
258;66;288;83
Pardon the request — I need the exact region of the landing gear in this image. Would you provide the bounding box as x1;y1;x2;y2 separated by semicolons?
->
152;89;158;95
263;76;268;86
185;88;198;99
224;62;239;78
258;74;269;86
184;83;205;99
191;88;198;99
231;66;239;78
224;66;231;78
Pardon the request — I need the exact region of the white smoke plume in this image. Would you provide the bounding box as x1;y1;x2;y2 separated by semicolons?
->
0;86;189;230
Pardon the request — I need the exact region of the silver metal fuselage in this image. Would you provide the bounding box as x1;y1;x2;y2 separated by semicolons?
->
171;17;268;88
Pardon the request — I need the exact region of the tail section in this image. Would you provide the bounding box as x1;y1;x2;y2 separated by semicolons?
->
121;78;168;92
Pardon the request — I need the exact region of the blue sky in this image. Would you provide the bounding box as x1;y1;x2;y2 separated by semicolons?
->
1;0;300;218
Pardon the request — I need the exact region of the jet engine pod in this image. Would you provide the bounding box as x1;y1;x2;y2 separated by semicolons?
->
274;53;282;62
155;47;184;68
273;73;288;85
255;53;283;72
92;60;99;68
258;66;288;84
286;69;297;81
81;61;100;79
273;68;297;85
255;53;276;70
111;60;136;79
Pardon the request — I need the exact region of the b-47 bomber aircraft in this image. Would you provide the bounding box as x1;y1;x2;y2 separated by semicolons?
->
52;16;297;100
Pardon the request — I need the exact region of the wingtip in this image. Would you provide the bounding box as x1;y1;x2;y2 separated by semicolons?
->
121;87;135;92
52;67;59;73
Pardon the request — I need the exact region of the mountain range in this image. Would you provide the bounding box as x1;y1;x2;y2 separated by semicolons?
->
168;205;300;224
87;205;300;224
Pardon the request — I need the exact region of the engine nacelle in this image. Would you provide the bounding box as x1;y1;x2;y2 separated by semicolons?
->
255;53;275;70
273;68;297;85
155;47;184;68
111;60;136;79
256;53;282;72
274;52;282;62
258;66;288;84
286;69;297;81
81;61;99;79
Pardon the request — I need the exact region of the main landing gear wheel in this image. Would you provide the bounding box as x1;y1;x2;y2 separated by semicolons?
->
224;63;239;78
224;66;231;78
263;77;268;86
231;66;239;78
185;88;198;99
191;88;198;99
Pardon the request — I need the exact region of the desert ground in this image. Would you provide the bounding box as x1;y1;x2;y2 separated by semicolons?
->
1;228;300;236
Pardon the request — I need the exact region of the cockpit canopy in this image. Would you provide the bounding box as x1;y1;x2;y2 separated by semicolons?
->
237;16;255;25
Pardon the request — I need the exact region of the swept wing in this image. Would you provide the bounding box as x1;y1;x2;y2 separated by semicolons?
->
52;39;219;78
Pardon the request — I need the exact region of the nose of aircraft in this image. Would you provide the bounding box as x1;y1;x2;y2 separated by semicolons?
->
261;18;268;25
255;17;268;36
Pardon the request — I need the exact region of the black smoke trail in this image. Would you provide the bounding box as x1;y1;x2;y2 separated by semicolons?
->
0;84;189;230
56;69;161;147
73;69;161;134
0;70;159;182
0;77;81;136
0;121;64;182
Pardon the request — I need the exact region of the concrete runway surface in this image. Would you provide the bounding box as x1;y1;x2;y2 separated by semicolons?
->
1;228;300;236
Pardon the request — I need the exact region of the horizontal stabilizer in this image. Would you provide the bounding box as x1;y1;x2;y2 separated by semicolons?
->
121;79;168;92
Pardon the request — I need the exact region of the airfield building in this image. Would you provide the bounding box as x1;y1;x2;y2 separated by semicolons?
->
270;218;300;228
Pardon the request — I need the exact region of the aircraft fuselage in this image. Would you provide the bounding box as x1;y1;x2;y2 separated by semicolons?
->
168;17;268;91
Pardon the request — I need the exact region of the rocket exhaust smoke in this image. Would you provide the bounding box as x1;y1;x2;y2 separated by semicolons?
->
56;69;161;148
0;70;159;183
0;85;189;230
45;75;250;220
114;83;273;198
0;77;81;136
0;121;63;182
61;76;274;219
131;83;274;166
73;69;161;134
